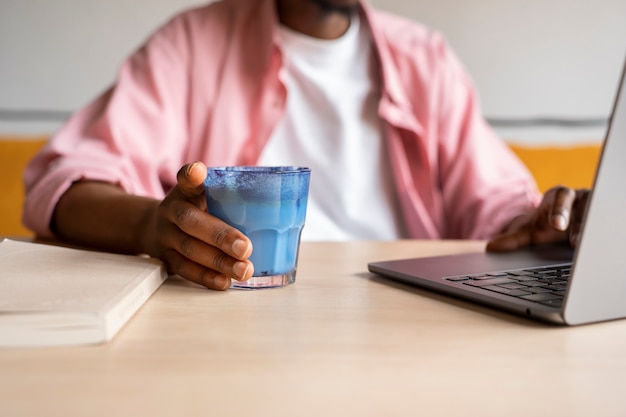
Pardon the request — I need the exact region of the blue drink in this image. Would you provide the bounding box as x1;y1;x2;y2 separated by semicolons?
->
204;166;310;289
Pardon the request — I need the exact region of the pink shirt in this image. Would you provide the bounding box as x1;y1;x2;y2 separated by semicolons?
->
23;0;541;240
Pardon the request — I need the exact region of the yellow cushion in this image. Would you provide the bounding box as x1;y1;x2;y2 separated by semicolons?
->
509;143;602;193
0;136;48;237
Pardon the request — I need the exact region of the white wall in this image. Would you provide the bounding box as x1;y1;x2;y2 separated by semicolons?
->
1;0;625;144
0;0;206;134
370;0;626;143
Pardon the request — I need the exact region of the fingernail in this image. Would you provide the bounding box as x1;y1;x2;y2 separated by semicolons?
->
554;214;568;231
232;239;251;259
186;162;198;176
233;261;250;280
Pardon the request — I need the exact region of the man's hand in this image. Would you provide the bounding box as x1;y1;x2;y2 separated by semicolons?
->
486;186;590;252
52;161;253;290
141;162;254;290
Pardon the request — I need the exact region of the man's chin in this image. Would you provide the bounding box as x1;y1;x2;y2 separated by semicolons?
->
308;0;359;16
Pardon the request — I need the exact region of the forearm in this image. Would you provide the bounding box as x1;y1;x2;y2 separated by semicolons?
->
51;181;158;255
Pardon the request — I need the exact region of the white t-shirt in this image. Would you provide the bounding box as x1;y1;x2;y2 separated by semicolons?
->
258;14;406;241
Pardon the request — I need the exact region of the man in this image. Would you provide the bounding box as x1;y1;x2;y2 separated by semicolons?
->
23;0;588;290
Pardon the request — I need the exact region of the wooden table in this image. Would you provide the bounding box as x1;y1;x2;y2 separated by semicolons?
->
1;240;625;416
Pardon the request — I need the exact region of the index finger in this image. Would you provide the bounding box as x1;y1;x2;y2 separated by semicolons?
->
548;186;577;231
169;190;253;262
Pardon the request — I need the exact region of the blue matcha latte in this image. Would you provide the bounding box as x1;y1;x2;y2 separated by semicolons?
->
204;167;310;283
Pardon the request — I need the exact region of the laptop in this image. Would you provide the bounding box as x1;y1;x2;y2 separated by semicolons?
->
368;57;626;326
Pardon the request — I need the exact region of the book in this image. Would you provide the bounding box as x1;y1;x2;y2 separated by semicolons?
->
0;238;167;347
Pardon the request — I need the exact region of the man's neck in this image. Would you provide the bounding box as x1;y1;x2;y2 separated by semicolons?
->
276;0;358;40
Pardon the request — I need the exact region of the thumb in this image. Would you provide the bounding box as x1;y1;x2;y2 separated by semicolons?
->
176;161;207;197
486;228;532;252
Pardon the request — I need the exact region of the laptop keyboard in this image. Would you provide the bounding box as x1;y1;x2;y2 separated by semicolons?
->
444;263;573;308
